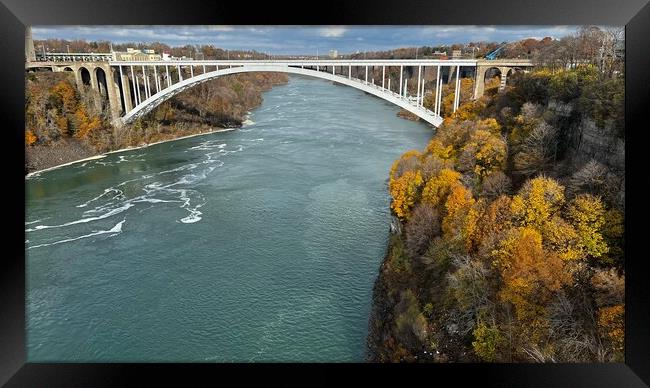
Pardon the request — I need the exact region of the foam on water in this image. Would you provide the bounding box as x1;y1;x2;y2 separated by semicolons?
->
27;204;134;232
27;219;125;250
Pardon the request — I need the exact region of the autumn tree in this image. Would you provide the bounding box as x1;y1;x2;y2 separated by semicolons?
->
493;227;571;341
421;168;462;207
441;184;478;252
565;194;609;260
510;176;565;230
458;129;507;179
389;170;424;220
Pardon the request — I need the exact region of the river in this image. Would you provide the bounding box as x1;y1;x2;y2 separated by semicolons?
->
25;75;433;362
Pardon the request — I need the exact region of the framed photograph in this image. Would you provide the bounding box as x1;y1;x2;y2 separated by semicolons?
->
1;0;648;385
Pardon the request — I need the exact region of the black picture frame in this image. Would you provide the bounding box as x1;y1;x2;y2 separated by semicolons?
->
1;0;648;386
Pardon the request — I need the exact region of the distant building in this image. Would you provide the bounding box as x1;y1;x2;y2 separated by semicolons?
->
451;49;462;59
329;50;338;59
113;47;162;61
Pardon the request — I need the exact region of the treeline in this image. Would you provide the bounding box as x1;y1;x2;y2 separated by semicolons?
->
24;71;287;172
33;39;272;60
368;63;624;363
348;25;623;68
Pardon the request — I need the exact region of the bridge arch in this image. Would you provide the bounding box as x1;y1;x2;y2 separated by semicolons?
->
79;67;91;87
94;67;109;100
484;67;502;83
63;67;73;72
117;65;444;127
505;67;523;86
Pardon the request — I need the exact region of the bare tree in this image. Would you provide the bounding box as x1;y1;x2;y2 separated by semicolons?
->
513;122;558;176
405;203;441;259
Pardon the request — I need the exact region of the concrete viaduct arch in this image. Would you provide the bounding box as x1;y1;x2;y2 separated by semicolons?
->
473;59;535;99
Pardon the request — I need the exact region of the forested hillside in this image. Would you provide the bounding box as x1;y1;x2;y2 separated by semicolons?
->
368;63;625;363
24;71;287;173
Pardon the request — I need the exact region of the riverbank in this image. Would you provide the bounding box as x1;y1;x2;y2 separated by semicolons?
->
25;126;238;179
25;71;288;176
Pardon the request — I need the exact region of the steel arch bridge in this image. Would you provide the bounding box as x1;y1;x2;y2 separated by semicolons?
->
26;58;534;128
111;59;478;128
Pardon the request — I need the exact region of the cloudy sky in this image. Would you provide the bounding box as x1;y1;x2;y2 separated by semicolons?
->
32;26;583;55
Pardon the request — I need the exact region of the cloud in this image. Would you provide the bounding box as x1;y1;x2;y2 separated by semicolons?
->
31;25;594;55
319;27;346;38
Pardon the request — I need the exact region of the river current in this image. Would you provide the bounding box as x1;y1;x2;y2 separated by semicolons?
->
26;75;433;362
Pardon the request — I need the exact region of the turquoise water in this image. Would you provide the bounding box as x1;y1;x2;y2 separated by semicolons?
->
25;75;433;362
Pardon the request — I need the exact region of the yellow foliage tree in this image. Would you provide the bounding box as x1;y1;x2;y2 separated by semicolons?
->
565;194;609;259
474;195;513;256
424;139;454;160
25;131;38;146
452;97;487;122
472;320;503;362
476;118;502;135
510;176;565;230
389;170;424;220
421;168;462;207
74;107;102;139
441;184;476;249
461;129;507;179
389;149;422;182
494;227;571;324
50;80;78;114
541;216;583;261
597;304;624;355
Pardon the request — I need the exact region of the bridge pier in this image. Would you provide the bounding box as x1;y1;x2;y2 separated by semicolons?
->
104;65;123;121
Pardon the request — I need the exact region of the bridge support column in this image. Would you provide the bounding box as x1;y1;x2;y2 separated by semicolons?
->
382;66;385;90
142;66;149;100
154;66;160;93
131;66;141;106
453;65;461;112
436;66;442;115
420;79;424;106
473;65;489;99
498;67;509;91
88;65;102;111
104;65;122;121
399;65;403;96
119;66;133;113
417;65;421;106
73;65;84;90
